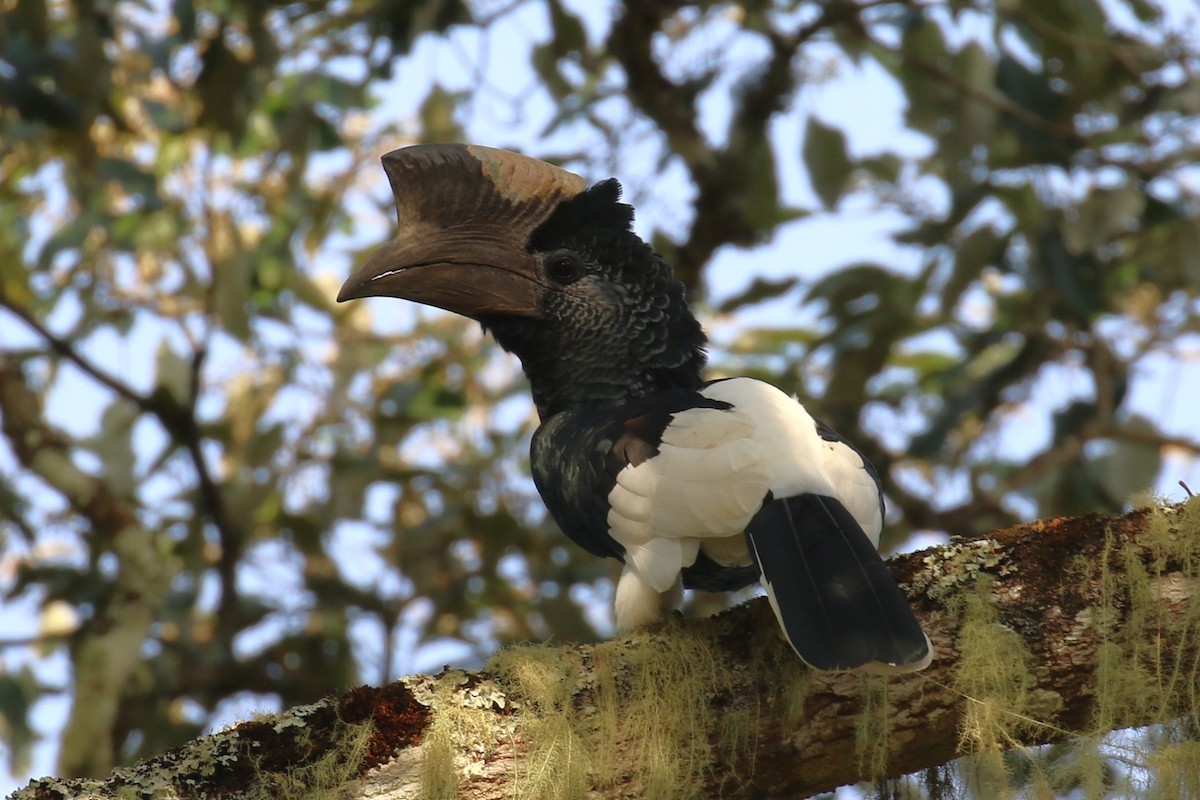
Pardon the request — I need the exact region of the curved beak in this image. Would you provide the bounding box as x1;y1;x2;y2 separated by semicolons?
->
335;143;587;320
337;230;545;319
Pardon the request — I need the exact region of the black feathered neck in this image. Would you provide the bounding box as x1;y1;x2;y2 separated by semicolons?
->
484;180;708;419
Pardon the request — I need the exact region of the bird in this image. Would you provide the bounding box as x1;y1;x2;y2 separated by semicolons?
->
338;143;932;673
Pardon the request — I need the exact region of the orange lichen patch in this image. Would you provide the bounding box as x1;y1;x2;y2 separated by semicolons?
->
224;683;427;777
336;682;433;767
178;681;430;797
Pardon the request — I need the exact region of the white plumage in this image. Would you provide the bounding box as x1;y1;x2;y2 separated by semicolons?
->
607;378;884;630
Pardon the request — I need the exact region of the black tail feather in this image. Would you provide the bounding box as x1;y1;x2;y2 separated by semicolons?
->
744;493;929;671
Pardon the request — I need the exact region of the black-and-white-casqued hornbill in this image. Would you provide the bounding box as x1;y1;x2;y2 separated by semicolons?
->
338;144;932;673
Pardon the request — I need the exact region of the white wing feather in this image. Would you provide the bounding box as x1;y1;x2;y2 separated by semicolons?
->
607;378;885;614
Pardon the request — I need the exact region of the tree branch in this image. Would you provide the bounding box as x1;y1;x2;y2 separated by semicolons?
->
14;502;1199;798
0;294;246;628
0;357;175;777
609;1;861;293
866;30;1085;146
0;296;152;411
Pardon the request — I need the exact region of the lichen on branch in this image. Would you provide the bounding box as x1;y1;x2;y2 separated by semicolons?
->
13;501;1200;799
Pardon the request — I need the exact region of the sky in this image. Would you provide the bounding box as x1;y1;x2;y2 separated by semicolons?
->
2;0;1200;793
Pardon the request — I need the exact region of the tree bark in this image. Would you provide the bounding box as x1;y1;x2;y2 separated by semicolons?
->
12;502;1200;800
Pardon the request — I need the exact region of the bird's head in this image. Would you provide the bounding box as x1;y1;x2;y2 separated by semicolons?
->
338;144;707;417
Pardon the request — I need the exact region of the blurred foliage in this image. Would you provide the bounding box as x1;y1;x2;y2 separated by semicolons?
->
0;0;1198;792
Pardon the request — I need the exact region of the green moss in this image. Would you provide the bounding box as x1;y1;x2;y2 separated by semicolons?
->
952;574;1040;799
416;497;1200;800
485;619;766;800
248;718;373;800
493;645;589;799
949;498;1200;799
1077;499;1200;798
597;627;723;800
416;671;516;800
1093;502;1200;731
418;698;459;800
855;675;892;781
1146;736;1200;799
751;618;812;727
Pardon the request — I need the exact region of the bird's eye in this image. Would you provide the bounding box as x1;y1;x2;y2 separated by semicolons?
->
545;251;585;285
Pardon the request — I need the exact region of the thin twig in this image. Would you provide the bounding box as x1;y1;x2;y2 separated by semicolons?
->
0;293;153;411
0;292;247;622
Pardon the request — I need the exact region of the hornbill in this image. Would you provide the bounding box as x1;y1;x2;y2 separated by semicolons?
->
338;144;932;673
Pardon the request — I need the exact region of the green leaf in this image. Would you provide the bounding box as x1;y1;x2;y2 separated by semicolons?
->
289;271;340;315
86;399;140;499
173;0;196;39
419;85;466;143
897;18;953;135
1115;0;1161;21
532;41;572;100
1063;183;1146;255
948;41;997;177
802;116;853;209
948;225;1006;303
214;255;253;341
369;0;471;52
1038;230;1103;321
97;158;161;208
196;33;252;138
964;338;1024;381
36;212;101;269
545;0;586;56
1131;214;1200;289
408;381;466;422
716;277;798;313
1088;436;1161;508
141;99;186;135
154;340;191;406
907;336;1028;457
888;349;961;375
859;153;903;184
0;667;40;775
726;326;819;355
995;55;1067;163
135;210;182;251
1017;0;1106;39
807;263;896;306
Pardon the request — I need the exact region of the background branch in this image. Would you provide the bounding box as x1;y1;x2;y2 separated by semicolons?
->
0;357;175;777
0;294;246;629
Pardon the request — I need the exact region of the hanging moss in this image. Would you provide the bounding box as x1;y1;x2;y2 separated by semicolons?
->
407;610;815;800
1146;736;1200;799
410;500;1199;799
1080;498;1200;798
748;612;813;728
952;574;1040;798
489;620;742;800
413;671;519;800
245;717;373;800
945;497;1200;799
493;645;590;800
855;675;893;782
417;697;459;800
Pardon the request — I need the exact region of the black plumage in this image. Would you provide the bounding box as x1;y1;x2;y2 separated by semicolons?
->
479;178;707;418
338;144;931;672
